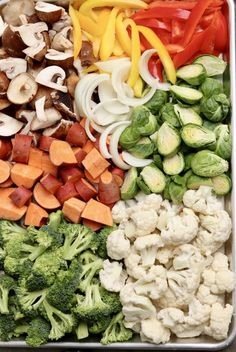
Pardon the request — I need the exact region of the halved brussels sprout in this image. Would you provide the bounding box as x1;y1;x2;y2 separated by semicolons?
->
137;177;151;195
176;64;207;86
172;170;193;187
169;181;187;204
200;78;223;97
157;122;181;156
159;103;180;128
119;126;140;149
163;176;171;200
153;154;163;170
121;167;138;200
181;124;216;148
170;85;203;105
200;93;230;122
194;55;227;77
214;124;232;160
163;152;185;176
144;90;168;115
184;153;195;171
174;104;203;126
128;137;155;159
212;174;231;196
191;150;229;177
203;120;221;131
132;106;158;136
140;163;166;193
187;174;213;190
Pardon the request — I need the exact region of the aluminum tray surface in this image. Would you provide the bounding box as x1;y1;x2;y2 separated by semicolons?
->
0;0;235;349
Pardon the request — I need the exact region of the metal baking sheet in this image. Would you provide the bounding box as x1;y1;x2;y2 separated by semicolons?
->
0;0;235;349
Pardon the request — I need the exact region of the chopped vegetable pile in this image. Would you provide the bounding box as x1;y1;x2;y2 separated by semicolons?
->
0;0;234;347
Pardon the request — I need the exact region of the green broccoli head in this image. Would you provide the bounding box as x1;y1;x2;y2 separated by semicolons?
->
101;312;133;345
9;296;24;321
46;210;63;232
0;314;16;341
96;226;116;259
4;256;33;278
77;255;103;293
13;319;29;338
58;223;99;260
100;287;122;314
0;220;27;243
88;315;112;334
17;280;47;317
25;271;49;292
0;274;16;314
0;247;6;270
26;316;50;347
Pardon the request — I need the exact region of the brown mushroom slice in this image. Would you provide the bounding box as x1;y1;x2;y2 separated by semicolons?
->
16;22;48;47
46;49;73;70
2;26;26;58
35;65;67;93
30;86;53;109
35;96;47;122
2;0;35;26
35;2;63;24
31;107;62;131
23;31;50;62
0;112;24;136
0;16;7;37
16;109;35;135
51;26;72;52
0;99;11;110
43;118;73;139
51;90;76;120
7;73;38;105
66;71;79;98
52;10;71;32
0;72;9;94
0;58;27;80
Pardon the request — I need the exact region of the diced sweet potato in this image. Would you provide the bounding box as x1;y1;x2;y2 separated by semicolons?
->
11;163;43;189
111;167;125;187
82;148;110;179
75;148;87;167
33;182;61;210
66;123;87;147
0;188;27;221
0;139;12;160
24;202;48;227
39;135;55;152
55;181;78;204
84;169;100;184
28;148;43;168
83;218;103;231
82;140;94;154
62;197;86;224
75;178;97;202
40;173;62;194
9;186;32;207
81;198;113;226
12;134;32;164
42;153;58;177
98;170;120;204
0;178;13;188
49;140;77;166
59;166;84;183
0;160;11;184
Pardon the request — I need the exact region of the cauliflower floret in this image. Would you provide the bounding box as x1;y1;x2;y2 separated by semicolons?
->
156;200;180;231
121;291;156;322
140;316;171;344
107;229;130;260
134;234;164;267
158;288;186;309
157;307;185;329
112;200;128;223
124;247;147;280
99;260;127;293
142;194;163;212
124;320;141;333
202;252;235;294
185;298;211;326
129;209;158;237
120;282;136;305
204;303;233;340
172;244;205;271
197;285;224;306
195;211;232;255
134;265;167;300
156;247;174;266
161;208;199;246
183;186;224;215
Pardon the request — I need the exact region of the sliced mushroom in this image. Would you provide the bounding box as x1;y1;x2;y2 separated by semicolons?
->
0;49;8;60
16;22;48;47
0;72;10;94
23;31;50;62
0;99;11;111
19;14;28;25
31;107;62;131
0;112;24;136
0;58;27;80
2;26;26;58
52;10;71;33
27;14;41;24
66;71;79;97
43;119;73;139
2;0;35;26
0;16;7;38
51;26;72;52
46;49;73;69
15;109;35;134
27;60;47;79
7;73;38;105
35;2;63;24
79;41;96;67
51;90;76;119
35;96;47;122
35;65;67;93
29;86;53;109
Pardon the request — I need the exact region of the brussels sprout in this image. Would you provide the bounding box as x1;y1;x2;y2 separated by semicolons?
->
174;104;202;126
200;93;230;122
157;122;181;156
181;124;216;148
163;152;185;176
137;177;151;195
170;85;203;105
163;176;171;200
128;137;155;159
202;120;221;131
214;124;232;160
212;174;231;196
191;105;201;114
119;126;140;149
191;150;229;177
121;167;138;200
131;106;158;136
159;103;180;128
140;163;166;193
144;90;168;114
184;153;195;171
169;182;187;204
149;131;159;151
153;154;163;170
187;174;213;190
172;170;193;187
194;55;227;77
176;64;207;85
200;78;223;97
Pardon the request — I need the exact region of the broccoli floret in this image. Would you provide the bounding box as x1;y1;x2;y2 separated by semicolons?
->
101;312;133;345
0;247;6;269
26;316;50;347
96;226;116;259
4;256;33;278
14;319;29;337
9;296;24;320
0;314;16;341
75;321;89;340
0;220;27;243
46;210;63;232
88;315;112;334
78;255;103;293
17;280;47;317
0;274;16;314
5;236;47;262
58;223;99;260
100;287;122;314
40;299;74;340
25;271;49;292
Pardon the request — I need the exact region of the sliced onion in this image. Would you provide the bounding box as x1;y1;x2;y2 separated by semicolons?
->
85;118;96;142
139;49;170;91
92;103;122;126
109;125;131;170
90;120;106;133
98;80;117;102
122;151;153;167
100;121;131;159
94;58;130;73
102;99;130;115
75;73;97;116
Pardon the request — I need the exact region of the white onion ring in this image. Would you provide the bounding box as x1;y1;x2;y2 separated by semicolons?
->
94;58;130;73
75;73;97;117
122;151;153;167
85;118;96;142
90;120;106;133
109;124;131;170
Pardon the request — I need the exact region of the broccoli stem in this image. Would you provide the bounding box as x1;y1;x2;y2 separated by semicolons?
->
75;322;89;340
0;288;9;314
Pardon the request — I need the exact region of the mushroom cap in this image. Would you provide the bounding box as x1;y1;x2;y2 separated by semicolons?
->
46;49;73;69
51;26;72;51
7;73;38;105
30;86;53;109
16;22;48;47
2;26;26;58
0;99;11;111
35;2;63;24
0;72;9;93
51;90;76;119
0;112;24;136
0;58;27;80
43;118;73;139
2;0;35;26
35;65;67;93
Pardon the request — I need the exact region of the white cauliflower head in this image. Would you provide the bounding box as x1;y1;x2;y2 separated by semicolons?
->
134;234;164;267
156;200;180;231
197;285;224;306
183;186;224;215
156;247;174;266
204;303;233;340
107;229;130;260
124;247;147;280
121;292;156;322
157;307;185;329
99;260;127;293
112;200;128;223
129;208;158;237
172;244;205;271
161;208;199;246
140;316;171;344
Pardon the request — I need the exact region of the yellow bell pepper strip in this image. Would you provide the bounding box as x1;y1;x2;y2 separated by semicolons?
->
69;5;82;59
92;37;101;58
125;19;141;88
133;76;144;98
79;0;148;20
113;39;124;56
83;65;99;74
97;8;111;36
77;12;104;37
70;0;87;10
116;13;132;56
137;25;176;84
99;7;120;61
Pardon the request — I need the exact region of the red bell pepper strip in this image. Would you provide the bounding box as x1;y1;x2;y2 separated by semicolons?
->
171;19;184;43
180;0;213;46
149;0;223;9
148;56;163;82
214;12;228;52
131;8;191;21
134;18;172;31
